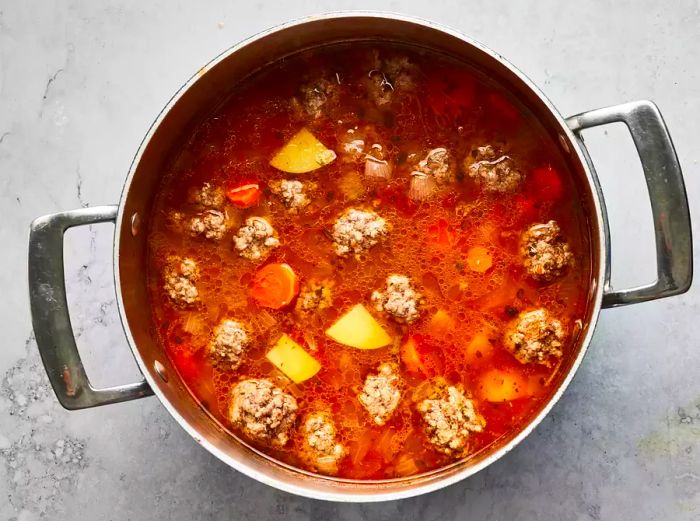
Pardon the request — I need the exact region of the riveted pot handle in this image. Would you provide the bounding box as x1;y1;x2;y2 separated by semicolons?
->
566;100;692;308
28;205;153;409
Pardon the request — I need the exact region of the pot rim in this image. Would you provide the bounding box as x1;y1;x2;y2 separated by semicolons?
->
113;11;606;501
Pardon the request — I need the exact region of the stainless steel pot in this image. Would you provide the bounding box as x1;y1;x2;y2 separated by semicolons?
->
28;12;692;501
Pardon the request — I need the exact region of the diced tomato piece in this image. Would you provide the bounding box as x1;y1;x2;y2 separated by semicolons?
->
487;92;521;124
428;218;456;247
227;183;261;208
531;165;564;201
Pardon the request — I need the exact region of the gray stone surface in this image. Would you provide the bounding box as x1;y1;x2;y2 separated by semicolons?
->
1;1;699;519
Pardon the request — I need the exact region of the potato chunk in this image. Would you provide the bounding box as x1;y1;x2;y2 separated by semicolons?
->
266;334;321;384
479;369;530;402
325;304;391;350
269;128;337;174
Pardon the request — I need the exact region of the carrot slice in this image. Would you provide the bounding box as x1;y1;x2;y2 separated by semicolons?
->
227;183;261;208
466;246;493;272
250;263;299;309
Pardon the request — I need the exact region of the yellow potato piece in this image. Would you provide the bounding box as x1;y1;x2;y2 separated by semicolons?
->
465;333;494;361
325;304;392;350
269;128;337;173
266;334;321;384
479;369;530;402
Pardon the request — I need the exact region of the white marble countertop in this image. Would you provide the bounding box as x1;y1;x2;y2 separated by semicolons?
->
1;1;699;520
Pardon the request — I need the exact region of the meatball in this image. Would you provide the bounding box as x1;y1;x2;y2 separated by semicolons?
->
417;148;455;184
295;279;334;315
207;319;249;369
269;179;315;213
417;386;484;456
302;412;346;474
371;274;422;324
163;257;198;307
187;182;225;209
504;308;565;365
229;379;298;446
294;78;339;119
358;363;402;425
365;53;417;106
521;220;573;281
188;209;227;240
233;217;280;261
332;208;389;257
465;145;522;193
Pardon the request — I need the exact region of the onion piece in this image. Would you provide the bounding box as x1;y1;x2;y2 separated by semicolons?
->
395;455;419;477
252;309;277;332
364;154;392;180
315;455;340;475
408;171;437;201
182;313;207;336
302;330;318;352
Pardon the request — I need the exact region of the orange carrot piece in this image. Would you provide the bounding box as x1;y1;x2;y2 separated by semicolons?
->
467;246;493;272
227;183;261;208
250;263;299;309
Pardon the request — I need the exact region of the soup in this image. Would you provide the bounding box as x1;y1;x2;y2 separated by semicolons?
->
146;43;591;479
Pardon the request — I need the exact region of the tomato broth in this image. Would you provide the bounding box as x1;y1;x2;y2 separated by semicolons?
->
147;43;592;479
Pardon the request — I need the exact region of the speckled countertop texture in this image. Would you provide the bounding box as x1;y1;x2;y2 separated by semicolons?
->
1;1;699;520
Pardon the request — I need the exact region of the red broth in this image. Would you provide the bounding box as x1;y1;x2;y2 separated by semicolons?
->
146;43;592;479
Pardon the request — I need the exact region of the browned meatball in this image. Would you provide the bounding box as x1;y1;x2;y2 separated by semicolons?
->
229;379;298;446
465;145;522;193
417;386;484;456
332;208;389;257
269;179;316;213
188;209;228;240
163;257;198;307
293;78;340;119
416;147;455;184
521;220;573;281
301;411;346;474
358;363;402;425
504;308;565;365
371;274;423;324
364;53;417;106
207;319;249;369
187;182;225;209
233;217;280;261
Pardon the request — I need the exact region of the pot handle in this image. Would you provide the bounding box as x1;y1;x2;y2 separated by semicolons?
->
28;205;153;410
566;100;692;308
